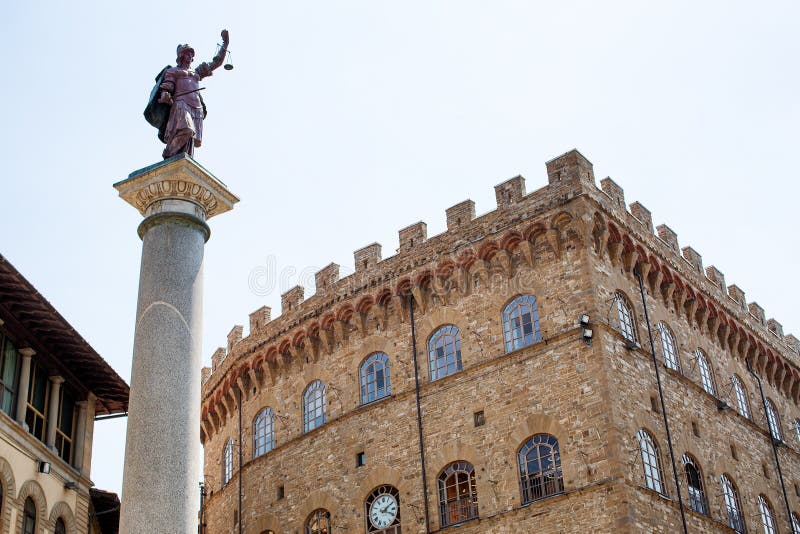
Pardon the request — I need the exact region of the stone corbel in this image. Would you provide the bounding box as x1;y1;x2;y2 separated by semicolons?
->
622;250;639;274
517;240;535;269
319;330;334;354
304;338;319;363
495;250;513;278
607;242;624;266
391;295;409;324
333;320;347;345
696;307;710;334
546;228;561;258
661;281;675;306
685;297;699;325
595;227;610;257
411;286;427;315
635;260;651;282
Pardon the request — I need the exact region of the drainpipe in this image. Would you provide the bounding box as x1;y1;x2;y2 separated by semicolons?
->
237;387;243;534
409;296;431;533
634;268;689;534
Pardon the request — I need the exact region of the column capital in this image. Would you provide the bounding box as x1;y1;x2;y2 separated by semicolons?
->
18;347;35;358
48;375;65;385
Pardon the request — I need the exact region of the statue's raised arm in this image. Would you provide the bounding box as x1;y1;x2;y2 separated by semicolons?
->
144;30;232;159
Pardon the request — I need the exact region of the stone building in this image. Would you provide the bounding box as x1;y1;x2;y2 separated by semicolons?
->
0;255;129;533
200;149;800;533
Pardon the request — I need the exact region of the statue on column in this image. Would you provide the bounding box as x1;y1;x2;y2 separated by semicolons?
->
144;30;230;159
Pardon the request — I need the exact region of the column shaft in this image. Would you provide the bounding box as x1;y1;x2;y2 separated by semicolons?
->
15;349;34;428
46;376;64;449
73;400;88;471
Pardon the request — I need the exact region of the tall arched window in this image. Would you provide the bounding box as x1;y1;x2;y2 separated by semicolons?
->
55;518;67;534
222;438;233;485
695;350;716;396
438;461;478;527
637;429;665;495
305;509;331;534
722;474;745;533
765;398;783;442
365;485;401;533
682;454;707;515
732;375;750;419
518;434;563;504
502;295;541;352
303;380;326;433
758;495;777;534
360;353;391;404
428;326;462;381
657;323;680;371
253;407;274;458
615;292;637;343
22;497;36;534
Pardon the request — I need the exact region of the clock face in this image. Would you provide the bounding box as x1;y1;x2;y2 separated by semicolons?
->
369;494;398;529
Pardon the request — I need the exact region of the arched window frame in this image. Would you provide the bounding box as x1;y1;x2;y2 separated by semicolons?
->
791;511;800;534
364;485;401;533
502;295;542;353
222;438;233;486
22;497;36;534
682;454;708;515
615;292;638;344
722;474;746;533
765;398;783;442
438;461;478;527
657;323;681;371
428;325;463;381
731;375;750;419
303;380;326;433
360;352;391;405
517;434;564;504
305;508;331;534
253;407;274;458
55;518;67;534
758;494;777;534
695;349;716;396
637;429;665;495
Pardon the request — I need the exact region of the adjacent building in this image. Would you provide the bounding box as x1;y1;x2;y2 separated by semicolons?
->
200;150;800;533
0;254;129;533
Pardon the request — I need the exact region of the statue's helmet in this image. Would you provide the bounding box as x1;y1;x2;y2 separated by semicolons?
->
175;44;195;61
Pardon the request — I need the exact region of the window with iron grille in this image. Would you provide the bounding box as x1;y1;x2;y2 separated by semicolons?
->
502;295;541;353
765;398;783;442
222;438;233;486
360;353;391;405
615;292;637;343
365;485;401;533
518;434;564;504
722;474;745;533
253;407;274;458
637;429;665;495
695;350;716;396
732;375;750;419
428;326;462;381
303;380;326;433
305;509;331;534
758;495;777;534
657;323;680;371
438;461;478;527
682;454;708;515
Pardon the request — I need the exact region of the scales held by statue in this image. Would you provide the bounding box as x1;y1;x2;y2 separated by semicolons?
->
143;29;233;159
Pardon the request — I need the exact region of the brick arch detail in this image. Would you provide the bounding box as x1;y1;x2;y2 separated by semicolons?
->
48;501;76;534
16;479;48;534
348;335;394;373
251;512;283;534
298;490;337;526
357;466;411;499
0;456;16;534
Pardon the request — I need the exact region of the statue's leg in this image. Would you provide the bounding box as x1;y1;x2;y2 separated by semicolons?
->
163;129;193;159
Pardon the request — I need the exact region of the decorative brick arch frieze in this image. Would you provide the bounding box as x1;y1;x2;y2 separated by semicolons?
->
251;512;283;534
48;501;76;533
16;479;47;534
0;456;16;534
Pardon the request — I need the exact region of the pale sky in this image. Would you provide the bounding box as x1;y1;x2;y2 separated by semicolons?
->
1;1;798;497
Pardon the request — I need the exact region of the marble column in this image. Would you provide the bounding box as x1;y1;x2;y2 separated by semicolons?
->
15;348;34;429
72;400;87;471
45;375;64;449
115;154;238;534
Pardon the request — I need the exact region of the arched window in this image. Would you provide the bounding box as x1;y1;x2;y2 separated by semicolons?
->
365;485;401;533
55;518;67;534
657;323;680;371
682;454;707;515
791;512;800;534
502;295;541;352
637;429;665;495
303;380;326;433
695;350;716;396
722;474;745;533
758;495;777;534
732;375;750;419
222;438;233;485
22;497;36;534
253;407;274;458
305;509;331;534
360;353;391;404
518;434;563;504
765;398;782;442
615;292;637;343
438;461;478;526
428;326;462;381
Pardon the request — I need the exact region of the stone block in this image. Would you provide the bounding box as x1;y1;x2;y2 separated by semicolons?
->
315;263;340;294
545;149;594;184
249;306;272;333
211;347;227;371
728;284;746;309
705;266;726;292
201;367;211;384
748;302;765;325
767;319;783;337
227;325;243;352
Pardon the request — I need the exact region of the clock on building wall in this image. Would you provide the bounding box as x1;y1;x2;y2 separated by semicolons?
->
365;485;401;533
